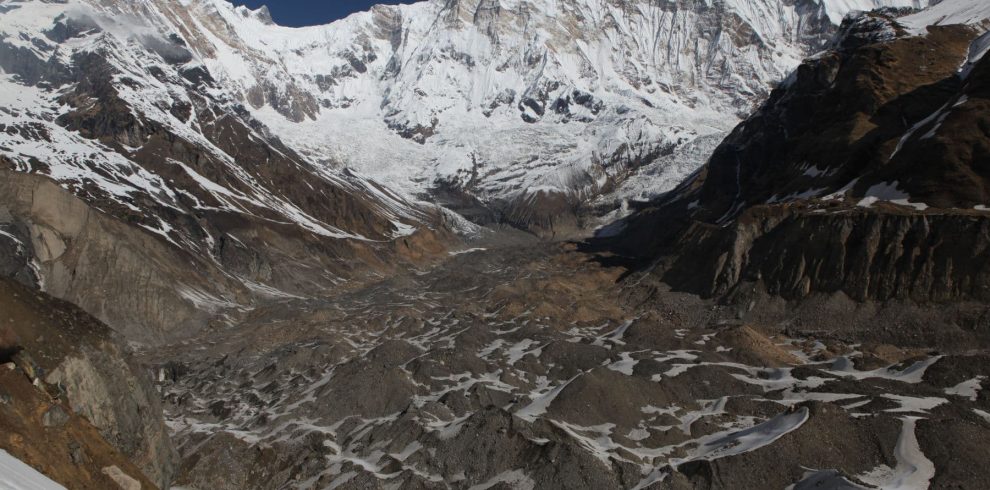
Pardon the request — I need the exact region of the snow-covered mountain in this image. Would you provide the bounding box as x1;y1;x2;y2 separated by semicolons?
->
0;0;456;344
164;0;932;230
0;0;937;339
1;0;930;235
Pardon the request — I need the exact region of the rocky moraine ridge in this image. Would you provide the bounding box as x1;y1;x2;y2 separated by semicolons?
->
1;0;990;489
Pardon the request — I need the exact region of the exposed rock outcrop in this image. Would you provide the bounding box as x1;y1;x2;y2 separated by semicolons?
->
595;10;990;304
0;169;246;345
0;365;160;490
660;206;990;302
0;276;175;488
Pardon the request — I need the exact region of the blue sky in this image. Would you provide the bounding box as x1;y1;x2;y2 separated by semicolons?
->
230;1;421;27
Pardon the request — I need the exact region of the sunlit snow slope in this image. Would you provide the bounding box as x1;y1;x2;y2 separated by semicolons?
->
180;0;932;227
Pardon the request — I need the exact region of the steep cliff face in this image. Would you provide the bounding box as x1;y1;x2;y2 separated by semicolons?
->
599;4;990;303
0;277;175;488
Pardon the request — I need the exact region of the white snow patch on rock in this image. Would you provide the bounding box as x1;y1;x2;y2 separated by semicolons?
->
0;449;67;490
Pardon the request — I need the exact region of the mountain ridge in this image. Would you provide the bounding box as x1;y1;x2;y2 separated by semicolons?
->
592;2;990;305
5;0;928;235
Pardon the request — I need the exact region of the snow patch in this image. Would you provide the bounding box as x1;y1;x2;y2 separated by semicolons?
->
901;0;990;35
0;449;67;490
671;407;810;467
944;376;985;401
857;417;936;489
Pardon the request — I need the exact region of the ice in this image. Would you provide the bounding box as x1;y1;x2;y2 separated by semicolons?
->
962;32;990;78
177;286;242;313
856;182;923;209
626;427;651;441
240;279;307;300
448;247;488;256
825;356;941;384
817;0;929;25
0;229;24;249
515;374;580;422
608;351;640;375
842;398;873;410
504;339;542;365
652;350;700;364
880;394;948;413
672;397;729;434
593;319;636;346
767;187;831;204
901;0;990;35
631;469;670;490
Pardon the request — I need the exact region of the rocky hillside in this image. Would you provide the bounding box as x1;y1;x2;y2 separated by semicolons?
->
149;238;990;489
599;2;990;304
0;276;174;488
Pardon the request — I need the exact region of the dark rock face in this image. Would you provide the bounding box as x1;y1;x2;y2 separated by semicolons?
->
661;207;990;302
0;362;162;490
689;20;978;222
595;14;990;304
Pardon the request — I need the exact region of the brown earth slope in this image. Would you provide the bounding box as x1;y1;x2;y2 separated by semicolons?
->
0;277;174;488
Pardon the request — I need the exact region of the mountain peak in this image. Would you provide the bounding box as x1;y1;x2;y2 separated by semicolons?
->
234;4;273;25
